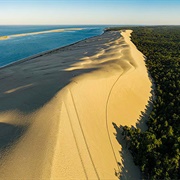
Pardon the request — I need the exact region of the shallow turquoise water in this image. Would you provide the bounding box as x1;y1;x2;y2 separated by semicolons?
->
0;25;108;67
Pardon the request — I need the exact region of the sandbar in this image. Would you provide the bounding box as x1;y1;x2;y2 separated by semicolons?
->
0;28;83;40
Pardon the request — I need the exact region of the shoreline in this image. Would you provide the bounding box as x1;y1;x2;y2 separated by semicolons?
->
0;31;105;70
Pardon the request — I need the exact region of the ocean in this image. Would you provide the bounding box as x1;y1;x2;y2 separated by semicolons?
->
0;25;109;67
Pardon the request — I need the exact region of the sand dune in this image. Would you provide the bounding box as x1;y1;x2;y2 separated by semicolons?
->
0;28;83;40
0;30;151;179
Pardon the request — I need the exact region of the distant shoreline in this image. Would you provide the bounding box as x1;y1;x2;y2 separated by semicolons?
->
0;30;106;70
0;28;83;41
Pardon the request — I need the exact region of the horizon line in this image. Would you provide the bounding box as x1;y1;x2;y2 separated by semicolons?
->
0;24;180;26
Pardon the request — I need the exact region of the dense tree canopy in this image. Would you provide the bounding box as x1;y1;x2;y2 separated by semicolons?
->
108;26;180;179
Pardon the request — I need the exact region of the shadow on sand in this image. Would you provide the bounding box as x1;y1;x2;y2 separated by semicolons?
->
0;122;27;158
0;31;120;154
0;31;120;113
112;96;154;180
111;53;156;179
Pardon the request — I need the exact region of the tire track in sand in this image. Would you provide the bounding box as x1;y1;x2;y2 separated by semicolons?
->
68;88;100;180
105;57;136;175
105;70;123;174
63;101;88;179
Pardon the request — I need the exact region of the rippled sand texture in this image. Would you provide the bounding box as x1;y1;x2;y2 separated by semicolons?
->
0;30;151;179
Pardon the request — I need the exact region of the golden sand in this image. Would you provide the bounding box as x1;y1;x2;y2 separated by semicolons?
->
0;36;9;40
0;30;151;179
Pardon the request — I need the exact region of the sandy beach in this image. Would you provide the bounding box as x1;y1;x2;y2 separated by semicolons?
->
0;30;152;179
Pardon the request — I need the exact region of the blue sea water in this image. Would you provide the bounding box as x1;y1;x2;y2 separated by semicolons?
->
0;25;108;67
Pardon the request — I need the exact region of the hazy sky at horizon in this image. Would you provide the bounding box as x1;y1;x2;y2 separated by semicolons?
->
0;0;180;25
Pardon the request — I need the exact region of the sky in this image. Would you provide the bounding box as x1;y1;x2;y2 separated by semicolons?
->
0;0;180;25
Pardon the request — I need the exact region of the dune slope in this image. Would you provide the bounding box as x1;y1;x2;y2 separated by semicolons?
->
0;30;151;179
